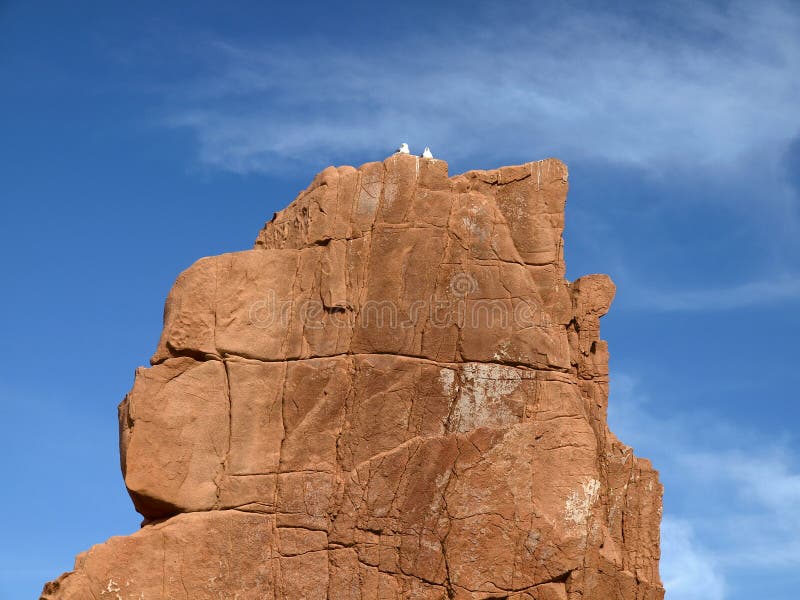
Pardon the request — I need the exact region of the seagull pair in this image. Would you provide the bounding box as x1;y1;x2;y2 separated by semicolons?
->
397;143;434;159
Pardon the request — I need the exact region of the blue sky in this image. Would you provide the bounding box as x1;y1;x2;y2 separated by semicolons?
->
1;1;799;598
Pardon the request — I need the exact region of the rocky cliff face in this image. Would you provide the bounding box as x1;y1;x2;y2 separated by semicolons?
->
42;155;664;599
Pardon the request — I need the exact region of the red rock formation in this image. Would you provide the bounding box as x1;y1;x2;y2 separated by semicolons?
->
42;155;664;599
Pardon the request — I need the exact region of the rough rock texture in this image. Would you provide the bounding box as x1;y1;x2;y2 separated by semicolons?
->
42;155;664;599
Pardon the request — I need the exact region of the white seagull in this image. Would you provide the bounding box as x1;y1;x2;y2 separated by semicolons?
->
422;146;434;159
397;143;410;154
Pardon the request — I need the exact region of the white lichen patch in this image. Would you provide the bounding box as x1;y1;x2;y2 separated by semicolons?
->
449;363;521;433
565;478;601;527
439;367;456;396
524;530;541;555
492;341;510;362
461;214;488;241
100;578;123;600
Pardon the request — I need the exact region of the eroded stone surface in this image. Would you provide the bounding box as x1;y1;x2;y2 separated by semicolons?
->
42;155;664;599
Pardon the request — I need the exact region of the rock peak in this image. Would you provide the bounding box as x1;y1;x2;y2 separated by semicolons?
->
43;157;664;600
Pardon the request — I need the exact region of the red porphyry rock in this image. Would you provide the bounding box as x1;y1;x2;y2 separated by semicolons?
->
42;154;664;599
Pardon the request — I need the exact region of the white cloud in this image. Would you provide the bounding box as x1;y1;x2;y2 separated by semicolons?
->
162;1;800;178
609;372;800;597
661;518;726;600
675;449;800;567
624;274;800;311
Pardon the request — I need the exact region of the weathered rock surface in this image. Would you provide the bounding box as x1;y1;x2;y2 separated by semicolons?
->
42;155;664;599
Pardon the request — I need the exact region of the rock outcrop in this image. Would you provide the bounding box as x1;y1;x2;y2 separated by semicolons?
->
42;155;664;599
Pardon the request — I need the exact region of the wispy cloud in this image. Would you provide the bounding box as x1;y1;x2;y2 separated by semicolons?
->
623;274;800;311
661;518;726;600
676;449;800;568
609;372;800;598
161;1;800;177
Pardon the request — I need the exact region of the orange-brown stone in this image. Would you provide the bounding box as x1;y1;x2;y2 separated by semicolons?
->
42;155;663;599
